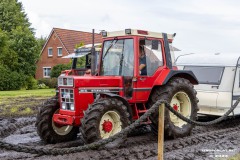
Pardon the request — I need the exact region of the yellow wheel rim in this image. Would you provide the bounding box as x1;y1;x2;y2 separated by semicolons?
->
99;111;122;139
52;109;73;136
170;92;191;128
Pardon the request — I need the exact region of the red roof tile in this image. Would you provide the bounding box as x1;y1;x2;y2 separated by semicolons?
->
53;28;102;54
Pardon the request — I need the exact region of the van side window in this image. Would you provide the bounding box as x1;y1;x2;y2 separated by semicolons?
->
184;66;224;85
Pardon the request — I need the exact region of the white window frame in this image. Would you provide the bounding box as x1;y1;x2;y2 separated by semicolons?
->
43;67;51;78
57;47;63;56
48;47;53;57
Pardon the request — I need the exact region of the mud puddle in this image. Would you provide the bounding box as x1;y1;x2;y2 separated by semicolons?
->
1;116;240;160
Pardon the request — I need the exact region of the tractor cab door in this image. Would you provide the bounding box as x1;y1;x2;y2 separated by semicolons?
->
100;39;135;99
134;39;164;101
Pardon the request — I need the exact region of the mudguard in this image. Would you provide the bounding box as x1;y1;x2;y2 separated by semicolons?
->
162;70;198;85
98;92;133;120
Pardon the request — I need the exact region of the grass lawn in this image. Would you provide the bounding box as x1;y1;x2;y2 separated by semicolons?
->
0;88;56;97
0;89;56;117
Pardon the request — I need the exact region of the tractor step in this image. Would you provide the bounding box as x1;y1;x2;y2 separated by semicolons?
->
138;110;147;113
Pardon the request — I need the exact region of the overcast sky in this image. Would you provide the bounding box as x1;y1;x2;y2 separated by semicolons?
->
19;0;240;54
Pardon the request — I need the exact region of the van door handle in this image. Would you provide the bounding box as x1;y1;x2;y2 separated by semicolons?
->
211;85;219;89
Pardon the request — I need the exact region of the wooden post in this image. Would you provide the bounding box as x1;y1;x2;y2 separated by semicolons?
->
158;103;165;160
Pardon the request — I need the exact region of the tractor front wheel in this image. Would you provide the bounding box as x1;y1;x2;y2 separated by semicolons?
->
36;97;79;144
81;98;130;143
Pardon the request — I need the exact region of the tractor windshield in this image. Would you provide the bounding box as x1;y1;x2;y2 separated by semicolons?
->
101;39;134;76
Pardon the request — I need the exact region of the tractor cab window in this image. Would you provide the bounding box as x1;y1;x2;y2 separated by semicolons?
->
101;39;134;76
239;69;240;87
65;50;100;76
139;39;163;76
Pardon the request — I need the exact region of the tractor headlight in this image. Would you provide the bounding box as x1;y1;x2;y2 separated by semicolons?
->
70;103;75;111
62;102;66;110
60;88;74;111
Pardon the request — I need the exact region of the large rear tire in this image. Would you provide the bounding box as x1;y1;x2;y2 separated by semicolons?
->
149;78;199;138
36;96;79;144
81;98;130;143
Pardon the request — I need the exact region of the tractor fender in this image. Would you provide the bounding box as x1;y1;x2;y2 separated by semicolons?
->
98;92;133;121
162;70;198;85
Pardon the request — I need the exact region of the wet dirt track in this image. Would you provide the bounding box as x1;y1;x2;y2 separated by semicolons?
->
1;116;240;160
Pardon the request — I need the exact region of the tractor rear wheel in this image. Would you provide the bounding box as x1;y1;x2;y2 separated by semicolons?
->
149;78;199;138
36;96;79;144
81;98;130;143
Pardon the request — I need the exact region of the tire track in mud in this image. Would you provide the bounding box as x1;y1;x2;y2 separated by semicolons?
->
0;117;36;138
1;116;240;160
95;124;240;160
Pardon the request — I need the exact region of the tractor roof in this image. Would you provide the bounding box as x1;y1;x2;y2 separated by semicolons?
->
102;29;175;40
62;43;101;58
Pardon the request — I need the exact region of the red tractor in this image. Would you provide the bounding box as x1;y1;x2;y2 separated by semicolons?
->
36;29;199;144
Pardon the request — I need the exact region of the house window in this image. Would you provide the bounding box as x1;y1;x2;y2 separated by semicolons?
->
43;67;51;78
48;47;53;57
58;47;62;56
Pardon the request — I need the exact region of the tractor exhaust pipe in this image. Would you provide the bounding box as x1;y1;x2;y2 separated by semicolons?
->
91;29;96;75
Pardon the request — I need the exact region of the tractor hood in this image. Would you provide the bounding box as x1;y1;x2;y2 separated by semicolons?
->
75;76;121;87
74;76;122;93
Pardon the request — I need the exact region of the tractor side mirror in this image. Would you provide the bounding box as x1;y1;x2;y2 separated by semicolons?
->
152;40;159;50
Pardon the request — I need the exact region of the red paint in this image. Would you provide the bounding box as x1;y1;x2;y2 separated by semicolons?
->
102;120;113;133
173;104;178;111
137;30;148;35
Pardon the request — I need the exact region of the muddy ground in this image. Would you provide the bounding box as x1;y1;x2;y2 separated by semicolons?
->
1;98;240;159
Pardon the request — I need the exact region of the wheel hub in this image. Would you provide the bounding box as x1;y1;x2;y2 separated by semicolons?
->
173;104;179;111
102;120;113;133
99;111;122;139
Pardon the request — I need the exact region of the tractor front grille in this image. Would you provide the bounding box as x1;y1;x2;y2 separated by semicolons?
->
60;88;75;111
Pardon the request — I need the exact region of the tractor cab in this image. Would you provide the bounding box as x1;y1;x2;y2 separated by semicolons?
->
99;29;177;100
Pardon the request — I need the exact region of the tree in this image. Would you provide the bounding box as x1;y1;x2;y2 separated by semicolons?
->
0;0;42;90
35;36;47;59
9;26;39;76
37;36;47;50
0;29;18;71
75;41;84;49
50;64;71;78
0;0;31;33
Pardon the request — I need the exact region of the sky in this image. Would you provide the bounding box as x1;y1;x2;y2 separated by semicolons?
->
19;0;240;54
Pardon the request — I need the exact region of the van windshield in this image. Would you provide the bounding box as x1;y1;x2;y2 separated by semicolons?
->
184;66;224;85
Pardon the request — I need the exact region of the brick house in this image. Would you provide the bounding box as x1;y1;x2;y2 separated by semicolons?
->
35;28;102;79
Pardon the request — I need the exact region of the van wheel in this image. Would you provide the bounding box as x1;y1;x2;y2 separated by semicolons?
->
149;78;199;138
81;98;130;143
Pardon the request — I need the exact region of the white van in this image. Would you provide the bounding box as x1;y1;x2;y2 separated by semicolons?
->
177;53;240;116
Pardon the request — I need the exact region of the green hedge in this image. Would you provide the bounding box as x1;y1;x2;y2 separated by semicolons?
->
25;76;38;90
50;64;71;78
0;66;25;90
38;78;58;88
